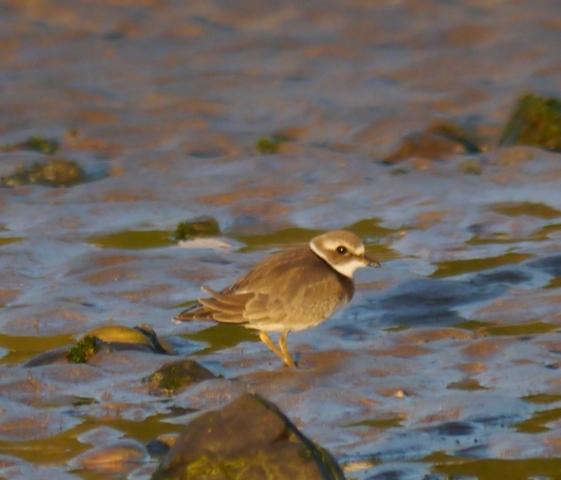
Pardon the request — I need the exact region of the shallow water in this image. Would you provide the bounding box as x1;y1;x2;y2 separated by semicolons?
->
2;0;561;479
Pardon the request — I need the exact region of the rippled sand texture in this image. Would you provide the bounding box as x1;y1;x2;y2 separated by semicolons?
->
2;0;561;478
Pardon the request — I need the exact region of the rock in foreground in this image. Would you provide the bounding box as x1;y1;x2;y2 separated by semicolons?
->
152;393;344;480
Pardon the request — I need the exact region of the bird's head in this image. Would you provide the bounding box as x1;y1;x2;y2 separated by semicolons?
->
309;230;381;278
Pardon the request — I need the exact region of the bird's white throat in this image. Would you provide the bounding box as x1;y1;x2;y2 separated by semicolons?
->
331;257;366;278
310;242;365;278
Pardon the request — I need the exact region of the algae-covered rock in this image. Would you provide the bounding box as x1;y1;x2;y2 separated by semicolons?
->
27;324;173;366
500;93;561;152
87;324;174;354
0;158;85;187
152;393;344;480
2;135;59;155
173;216;220;241
255;135;286;154
145;359;216;396
66;336;99;364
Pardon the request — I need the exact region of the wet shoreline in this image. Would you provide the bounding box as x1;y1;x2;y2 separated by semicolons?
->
2;1;561;478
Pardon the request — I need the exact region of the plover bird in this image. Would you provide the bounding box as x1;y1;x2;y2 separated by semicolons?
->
174;230;380;367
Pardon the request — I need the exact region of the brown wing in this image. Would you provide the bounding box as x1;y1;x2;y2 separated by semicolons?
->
173;287;253;323
174;247;353;329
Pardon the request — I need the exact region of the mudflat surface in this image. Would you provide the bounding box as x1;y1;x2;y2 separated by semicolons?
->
1;1;561;478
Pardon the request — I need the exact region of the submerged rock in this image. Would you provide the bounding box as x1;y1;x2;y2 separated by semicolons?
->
382;122;480;165
87;324;174;355
145;359;217;396
25;324;173;367
152;393;344;480
1;135;59;155
500;93;561;152
173;216;221;241
255;134;288;154
69;439;148;475
0;158;85;187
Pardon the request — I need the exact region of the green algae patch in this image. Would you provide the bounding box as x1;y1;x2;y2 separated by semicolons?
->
545;276;561;289
88;230;175;250
0;158;85;187
146;359;216;396
0;333;75;365
447;378;488;391
522;393;561;405
173;216;220;241
515;407;561;434
0;412;185;466
344;217;399;239
0;422;91;465
537;223;561;238
454;320;493;331
347;414;405;430
431;252;531;278
235;227;323;251
2;135;59;155
500;93;561;152
482;321;557;337
255;135;287;154
66;335;99;363
0;236;23;246
234;221;394;255
442;320;554;337
429;453;561;480
89;412;186;445
181;323;257;355
467;233;535;245
491;201;561;219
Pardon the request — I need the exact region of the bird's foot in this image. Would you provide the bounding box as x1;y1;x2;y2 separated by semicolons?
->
282;353;297;369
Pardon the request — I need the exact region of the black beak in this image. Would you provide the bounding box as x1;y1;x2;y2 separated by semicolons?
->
364;253;381;268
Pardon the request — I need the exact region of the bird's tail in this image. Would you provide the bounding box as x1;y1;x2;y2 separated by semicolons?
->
172;303;214;323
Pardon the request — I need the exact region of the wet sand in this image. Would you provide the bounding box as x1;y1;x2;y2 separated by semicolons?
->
2;0;561;478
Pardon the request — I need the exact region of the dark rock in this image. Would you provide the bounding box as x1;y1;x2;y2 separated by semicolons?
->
0;158;85;187
500;93;561;152
173;216;221;241
427;120;481;153
255;134;288;154
1;135;59;155
152;393;344;480
145;359;217;396
381;120;481;164
382;131;465;164
147;439;172;457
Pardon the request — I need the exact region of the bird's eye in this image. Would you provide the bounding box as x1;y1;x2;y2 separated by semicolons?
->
336;246;347;254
